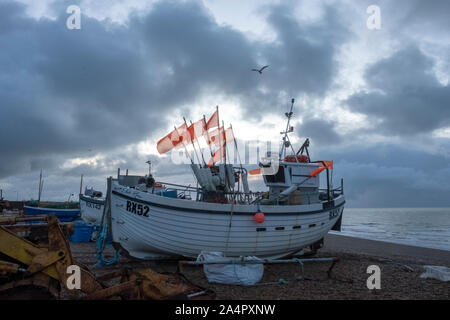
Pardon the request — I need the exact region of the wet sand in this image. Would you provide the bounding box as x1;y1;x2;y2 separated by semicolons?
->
66;234;450;300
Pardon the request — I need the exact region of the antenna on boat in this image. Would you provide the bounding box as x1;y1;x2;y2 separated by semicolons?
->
146;160;152;177
279;98;297;160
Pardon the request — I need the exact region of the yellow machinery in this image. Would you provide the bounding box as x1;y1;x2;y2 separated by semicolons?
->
0;214;214;300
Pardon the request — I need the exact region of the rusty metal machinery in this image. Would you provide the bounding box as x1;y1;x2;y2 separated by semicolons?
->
0;214;214;300
85;268;215;300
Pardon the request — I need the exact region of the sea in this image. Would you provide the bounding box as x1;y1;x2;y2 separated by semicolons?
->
330;208;450;251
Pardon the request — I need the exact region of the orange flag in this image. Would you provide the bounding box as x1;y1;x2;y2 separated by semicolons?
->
208;145;226;167
207;126;234;147
206;110;219;130
156;123;188;154
207;126;225;147
310;161;333;177
225;127;234;143
187;119;206;142
321;161;333;169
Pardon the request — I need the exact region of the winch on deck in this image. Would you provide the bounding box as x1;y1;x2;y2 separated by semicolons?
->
191;163;250;203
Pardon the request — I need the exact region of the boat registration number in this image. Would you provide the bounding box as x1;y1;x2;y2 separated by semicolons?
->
329;208;340;220
126;200;150;217
86;202;102;210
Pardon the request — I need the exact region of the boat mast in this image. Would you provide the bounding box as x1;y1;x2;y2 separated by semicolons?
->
146;160;152;176
279;98;297;160
38;169;44;206
79;174;83;195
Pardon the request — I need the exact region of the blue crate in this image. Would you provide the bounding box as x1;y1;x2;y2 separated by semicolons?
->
163;190;177;198
70;221;94;243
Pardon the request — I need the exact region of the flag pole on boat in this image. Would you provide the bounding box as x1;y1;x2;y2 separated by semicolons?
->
190;119;206;166
222;120;230;166
183;117;202;165
230;124;243;171
216;106;223;163
203;115;215;165
223;120;236;194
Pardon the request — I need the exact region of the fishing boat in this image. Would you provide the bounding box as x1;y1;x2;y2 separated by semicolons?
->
79;188;105;224
24;201;80;222
79;171;156;224
108;99;345;260
24;170;81;222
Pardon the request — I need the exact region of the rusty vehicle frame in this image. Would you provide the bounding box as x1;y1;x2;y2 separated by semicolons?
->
0;214;214;300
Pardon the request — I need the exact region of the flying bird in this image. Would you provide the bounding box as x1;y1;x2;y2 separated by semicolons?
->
252;65;269;74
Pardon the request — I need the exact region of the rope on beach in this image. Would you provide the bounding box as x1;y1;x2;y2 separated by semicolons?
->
94;177;121;267
94;221;121;267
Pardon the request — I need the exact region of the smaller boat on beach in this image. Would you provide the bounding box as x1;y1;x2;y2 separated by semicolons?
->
23;169;80;222
79;171;156;224
79;187;105;224
23;201;80;222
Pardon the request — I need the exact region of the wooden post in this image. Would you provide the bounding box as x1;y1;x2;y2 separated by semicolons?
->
38;169;42;205
79;174;83;195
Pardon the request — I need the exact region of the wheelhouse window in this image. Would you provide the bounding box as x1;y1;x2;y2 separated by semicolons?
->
265;166;285;183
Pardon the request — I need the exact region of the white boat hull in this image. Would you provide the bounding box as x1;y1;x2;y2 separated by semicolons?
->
79;195;105;224
110;182;345;260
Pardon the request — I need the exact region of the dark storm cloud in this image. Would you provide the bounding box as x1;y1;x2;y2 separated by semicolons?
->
346;46;450;135
0;0;349;180
131;1;350;115
261;5;350;95
390;0;450;32
298;118;341;145
318;143;450;208
3;0;449;209
0;1;163;178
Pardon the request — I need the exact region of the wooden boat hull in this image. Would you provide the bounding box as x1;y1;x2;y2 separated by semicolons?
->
110;182;345;259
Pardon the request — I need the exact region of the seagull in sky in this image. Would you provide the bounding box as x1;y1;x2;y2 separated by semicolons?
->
252;65;269;74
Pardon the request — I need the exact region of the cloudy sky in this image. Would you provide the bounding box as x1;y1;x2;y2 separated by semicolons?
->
1;0;449;207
